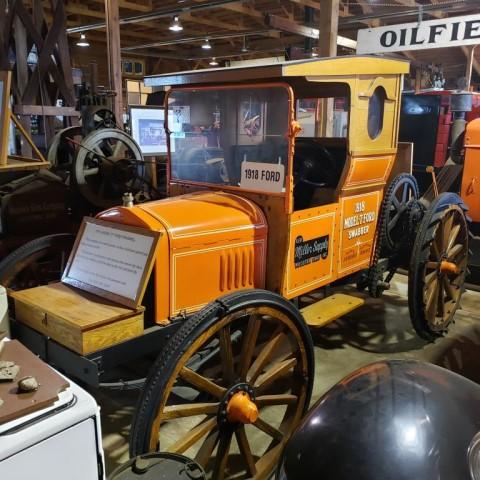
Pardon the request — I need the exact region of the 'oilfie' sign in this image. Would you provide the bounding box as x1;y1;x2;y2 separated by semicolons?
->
357;14;480;54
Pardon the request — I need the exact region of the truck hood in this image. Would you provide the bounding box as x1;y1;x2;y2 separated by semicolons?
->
136;190;267;246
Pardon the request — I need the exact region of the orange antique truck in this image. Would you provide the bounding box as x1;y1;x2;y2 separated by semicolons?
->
5;56;470;479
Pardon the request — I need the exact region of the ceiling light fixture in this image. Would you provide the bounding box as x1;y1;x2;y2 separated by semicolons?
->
169;15;183;32
201;38;212;50
76;33;90;47
209;57;218;66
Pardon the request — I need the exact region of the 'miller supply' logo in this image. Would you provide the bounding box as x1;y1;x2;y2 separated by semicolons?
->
294;235;329;268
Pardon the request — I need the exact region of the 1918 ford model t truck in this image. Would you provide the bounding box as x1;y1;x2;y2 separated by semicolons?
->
6;56;470;479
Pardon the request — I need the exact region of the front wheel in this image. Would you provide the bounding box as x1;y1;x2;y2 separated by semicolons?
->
130;289;315;480
408;193;469;340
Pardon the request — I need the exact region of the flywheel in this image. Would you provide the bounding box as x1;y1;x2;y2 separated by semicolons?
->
72;128;148;208
408;192;469;340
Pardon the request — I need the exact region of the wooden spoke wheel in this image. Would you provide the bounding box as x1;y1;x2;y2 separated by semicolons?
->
408;193;469;340
130;290;314;480
0;234;75;290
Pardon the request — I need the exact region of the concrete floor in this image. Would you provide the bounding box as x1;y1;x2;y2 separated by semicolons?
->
91;274;480;476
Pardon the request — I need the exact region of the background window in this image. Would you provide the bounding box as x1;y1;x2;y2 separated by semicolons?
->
368;86;387;139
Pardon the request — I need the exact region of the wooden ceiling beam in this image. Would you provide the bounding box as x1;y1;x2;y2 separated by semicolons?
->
182;12;246;31
85;0;152;13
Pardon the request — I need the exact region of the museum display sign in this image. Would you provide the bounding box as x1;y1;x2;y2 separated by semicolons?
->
62;217;161;308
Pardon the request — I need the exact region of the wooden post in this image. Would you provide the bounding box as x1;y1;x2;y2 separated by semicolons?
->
318;0;339;137
465;45;477;91
105;0;123;125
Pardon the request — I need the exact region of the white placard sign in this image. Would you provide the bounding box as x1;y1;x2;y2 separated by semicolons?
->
240;161;285;193
63;219;159;307
357;14;480;54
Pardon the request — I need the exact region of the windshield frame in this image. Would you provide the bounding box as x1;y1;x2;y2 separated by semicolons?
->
164;81;295;200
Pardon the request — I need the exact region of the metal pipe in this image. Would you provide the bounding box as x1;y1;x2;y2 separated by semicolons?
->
121;29;275;52
340;1;476;26
67;0;242;34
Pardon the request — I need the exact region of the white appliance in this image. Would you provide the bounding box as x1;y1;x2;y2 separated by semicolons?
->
0;371;105;480
0;286;9;337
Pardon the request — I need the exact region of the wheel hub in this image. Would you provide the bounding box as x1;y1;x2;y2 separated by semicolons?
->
218;383;257;427
440;260;459;275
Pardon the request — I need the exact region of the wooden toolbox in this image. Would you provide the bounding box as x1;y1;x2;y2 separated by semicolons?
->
10;282;144;355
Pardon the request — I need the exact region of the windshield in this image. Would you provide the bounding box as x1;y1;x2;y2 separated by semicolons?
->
167;85;290;193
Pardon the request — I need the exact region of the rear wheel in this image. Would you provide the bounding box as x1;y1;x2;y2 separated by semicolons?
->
408;193;469;340
130;290;314;480
0;234;75;290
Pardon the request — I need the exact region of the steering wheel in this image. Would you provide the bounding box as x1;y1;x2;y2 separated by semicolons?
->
294;145;337;188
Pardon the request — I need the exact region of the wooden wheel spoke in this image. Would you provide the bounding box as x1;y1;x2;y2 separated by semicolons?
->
195;429;219;468
447;243;464;262
235;427;257;476
442;213;455;248
426;278;440;318
166;417;217;454
256;394;298;407
213;430;233;480
247;330;286;384
442;275;457;301
437;281;445;319
179;366;226;399
253;417;284;442
432;235;442;260
447;224;461;252
255;357;298;392
219;326;235;385
255;442;285;477
239;315;261;381
162;402;219;420
426;262;439;271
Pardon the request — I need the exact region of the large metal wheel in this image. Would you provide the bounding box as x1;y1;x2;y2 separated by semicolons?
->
130;290;314;480
408;193;469;340
72;128;146;208
47;126;83;168
0;234;75;290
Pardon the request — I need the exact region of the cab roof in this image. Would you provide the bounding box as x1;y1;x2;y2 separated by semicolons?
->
144;55;410;88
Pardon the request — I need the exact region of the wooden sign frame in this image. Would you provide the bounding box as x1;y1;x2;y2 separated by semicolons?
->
62;217;161;309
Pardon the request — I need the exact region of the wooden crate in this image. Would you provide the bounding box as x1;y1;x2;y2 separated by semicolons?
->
10;282;144;355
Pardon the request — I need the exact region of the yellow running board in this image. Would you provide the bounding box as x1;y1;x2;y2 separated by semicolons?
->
300;293;365;328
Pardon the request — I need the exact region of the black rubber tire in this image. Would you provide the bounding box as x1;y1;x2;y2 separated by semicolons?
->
408;192;468;341
380;173;419;256
130;289;315;464
0;233;75;289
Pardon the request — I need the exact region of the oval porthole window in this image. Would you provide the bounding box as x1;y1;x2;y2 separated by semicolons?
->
368;86;387;139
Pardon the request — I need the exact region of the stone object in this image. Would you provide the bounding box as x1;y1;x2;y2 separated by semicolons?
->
18;376;39;393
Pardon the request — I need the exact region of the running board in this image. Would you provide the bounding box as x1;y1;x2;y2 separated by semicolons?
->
300;294;365;328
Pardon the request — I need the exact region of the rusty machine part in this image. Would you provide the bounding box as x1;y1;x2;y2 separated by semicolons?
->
72;128;150;209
